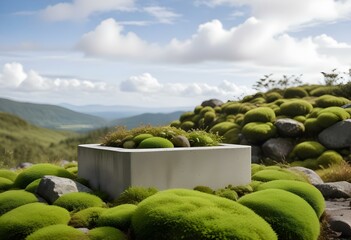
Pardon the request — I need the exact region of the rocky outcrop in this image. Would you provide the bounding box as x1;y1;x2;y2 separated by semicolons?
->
318;120;351;149
275;118;305;138
262;138;294;162
36;175;93;204
288;166;324;185
201;99;223;108
314;181;351;199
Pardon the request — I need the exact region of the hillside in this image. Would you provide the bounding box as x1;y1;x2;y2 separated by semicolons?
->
0;98;107;131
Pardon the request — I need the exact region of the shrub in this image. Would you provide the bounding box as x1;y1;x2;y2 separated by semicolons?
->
0;190;38;215
69;207;107;229
291;141;326;160
257;180;325;218
209;122;238;136
243;107;276;124
252;169;308;182
25;179;41;193
315;95;350;108
88;227;127;240
316;161;351;182
53;192;105;212
26;224;88;240
97;204;137;231
214;188;238;201
242;122;276;144
0;177;12;192
0;169;17;181
279;100;313;117
138;137;174;148
0;202;70;240
316;150;344;168
114;186;158;205
132;189;277;240
238;189;320;240
266;92;282;103
283;87;309;98
13;163;74;189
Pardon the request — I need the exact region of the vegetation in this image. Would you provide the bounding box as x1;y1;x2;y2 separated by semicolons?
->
26;224;88;240
114;186;158;206
53;192;105;212
97;204;137;231
0;190;38;215
88;227;127;240
69;207;107;229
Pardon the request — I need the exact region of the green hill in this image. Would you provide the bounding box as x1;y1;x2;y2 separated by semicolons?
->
0;98;107;131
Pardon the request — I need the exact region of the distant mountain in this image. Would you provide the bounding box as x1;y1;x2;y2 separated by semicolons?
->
109;111;184;129
0;98;107;131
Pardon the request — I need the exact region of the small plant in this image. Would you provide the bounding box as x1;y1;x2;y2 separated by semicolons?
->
316;161;351;182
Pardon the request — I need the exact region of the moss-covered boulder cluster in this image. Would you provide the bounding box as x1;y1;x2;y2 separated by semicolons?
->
172;85;351;170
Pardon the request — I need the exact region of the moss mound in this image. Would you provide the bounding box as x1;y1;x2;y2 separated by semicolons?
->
180;121;195;131
222;127;241;144
266;92;282;103
13;163;74;189
315;95;350;108
258;180;325;218
0;169;17;181
138;137;174;148
209;122;238;135
53;192;105;212
304;118;323;134
88;227;127;240
316;150;344;168
132;189;277;240
69;207;107;229
97;204;137;231
0;190;38;215
114;186;158;205
291;141;326;160
214;188;238;201
279;100;313;117
0;177;13;191
24;179;41;193
242;122;276;143
26;224;88;240
133;134;153;145
187;131;219;147
238;189;320;240
283;87;309;98
252;169;308;182
0;202;70;240
243;107;276;124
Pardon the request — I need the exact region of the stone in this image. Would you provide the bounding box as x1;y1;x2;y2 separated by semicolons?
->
262;138;294;162
341;103;351;109
36;175;93;204
201;99;224;108
326;199;351;238
16;162;33;169
251;145;262;164
314;181;351;199
171;135;191;147
318;119;351;149
288;166;324;185
275;118;305;137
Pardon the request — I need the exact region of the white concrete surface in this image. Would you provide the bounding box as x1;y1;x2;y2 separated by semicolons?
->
78;144;251;199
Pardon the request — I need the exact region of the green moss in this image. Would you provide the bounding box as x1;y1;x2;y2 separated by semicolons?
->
193;185;214;194
13;163;74;189
97;204;137;231
242;122;276;144
133;134;154;145
251;164;266;175
179;111;195;122
204;111;216;123
279;100;313;117
180;121;195;131
243;107;276;124
187;131;220;147
293;115;306;123
304;118;323;134
283;87;309;98
214;188;238;201
258;180;325;218
88;227;127;240
132;189;277;240
238;189;320;240
194;105;203;114
222;127;241;144
138;137;174;148
223;103;241;114
316;112;340;128
317;107;350;121
0;202;70;240
66;166;78;175
316;150;344;168
0;190;38;215
291;141;326;160
209;122;238;136
238;103;255;113
0;169;17;181
199;106;215;116
252;169;308;182
310;86;343;97
24;179;41;193
53;192;105;212
266;92;282;103
170;120;181;128
0;177;12;192
291;158;319;170
114;186;158;205
26;224;88;240
315;94;350;108
69;207;107;229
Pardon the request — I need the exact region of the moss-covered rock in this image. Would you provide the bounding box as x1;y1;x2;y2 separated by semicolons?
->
238;189;320;240
53;192;105;212
316;107;350;128
279;100;313;117
0;190;38;215
209;122;238;136
69;207;107;229
291;141;326;160
180;121;195;131
222;127;241;144
243;107;276;124
223;102;241;115
187;131;218;147
114;186;158;205
193;185;214;194
170;120;181;128
257;180;325;218
138;137;174;148
242;122;276;144
133;134;153;145
24;178;41;193
283;87;309;98
290;158;319;170
315;94;350;108
304;118;323;134
97;204;137;231
88;227;127;240
0;202;70;240
0;177;12;192
214;188;238;201
266;92;282;103
310;86;342;97
179;111;195;122
132;189;277;240
0;169;17;181
316;150;344;168
13;163;74;189
26;224;88;240
252;169;308;182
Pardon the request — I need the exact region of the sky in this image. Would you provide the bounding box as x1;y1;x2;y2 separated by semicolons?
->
1;0;351;108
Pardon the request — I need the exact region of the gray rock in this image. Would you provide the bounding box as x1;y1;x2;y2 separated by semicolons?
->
36;175;92;204
318;119;351;149
251;145;262;164
262;138;295;162
288;166;324;185
201;99;224;108
326;198;351;238
341;103;351;109
16;162;33;169
78;228;90;234
275;118;305;137
314;181;351;199
171;135;191;147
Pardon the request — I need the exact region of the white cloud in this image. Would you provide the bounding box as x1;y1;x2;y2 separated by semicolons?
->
143;6;181;24
120;73;162;93
40;0;135;21
0;63;27;87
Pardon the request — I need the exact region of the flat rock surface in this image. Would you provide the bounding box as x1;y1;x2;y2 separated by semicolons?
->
315;181;351;199
325;199;351;238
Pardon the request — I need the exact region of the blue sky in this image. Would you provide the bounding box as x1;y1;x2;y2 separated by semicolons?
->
1;0;351;107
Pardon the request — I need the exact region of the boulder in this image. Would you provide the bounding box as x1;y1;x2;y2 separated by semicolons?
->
262;138;294;162
171;135;191;147
275;118;305;137
326;199;351;238
318;119;351;149
17;162;33;169
201;99;224;108
314;181;351;199
341;103;351;109
288;166;324;185
251;145;262;164
36;175;92;204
